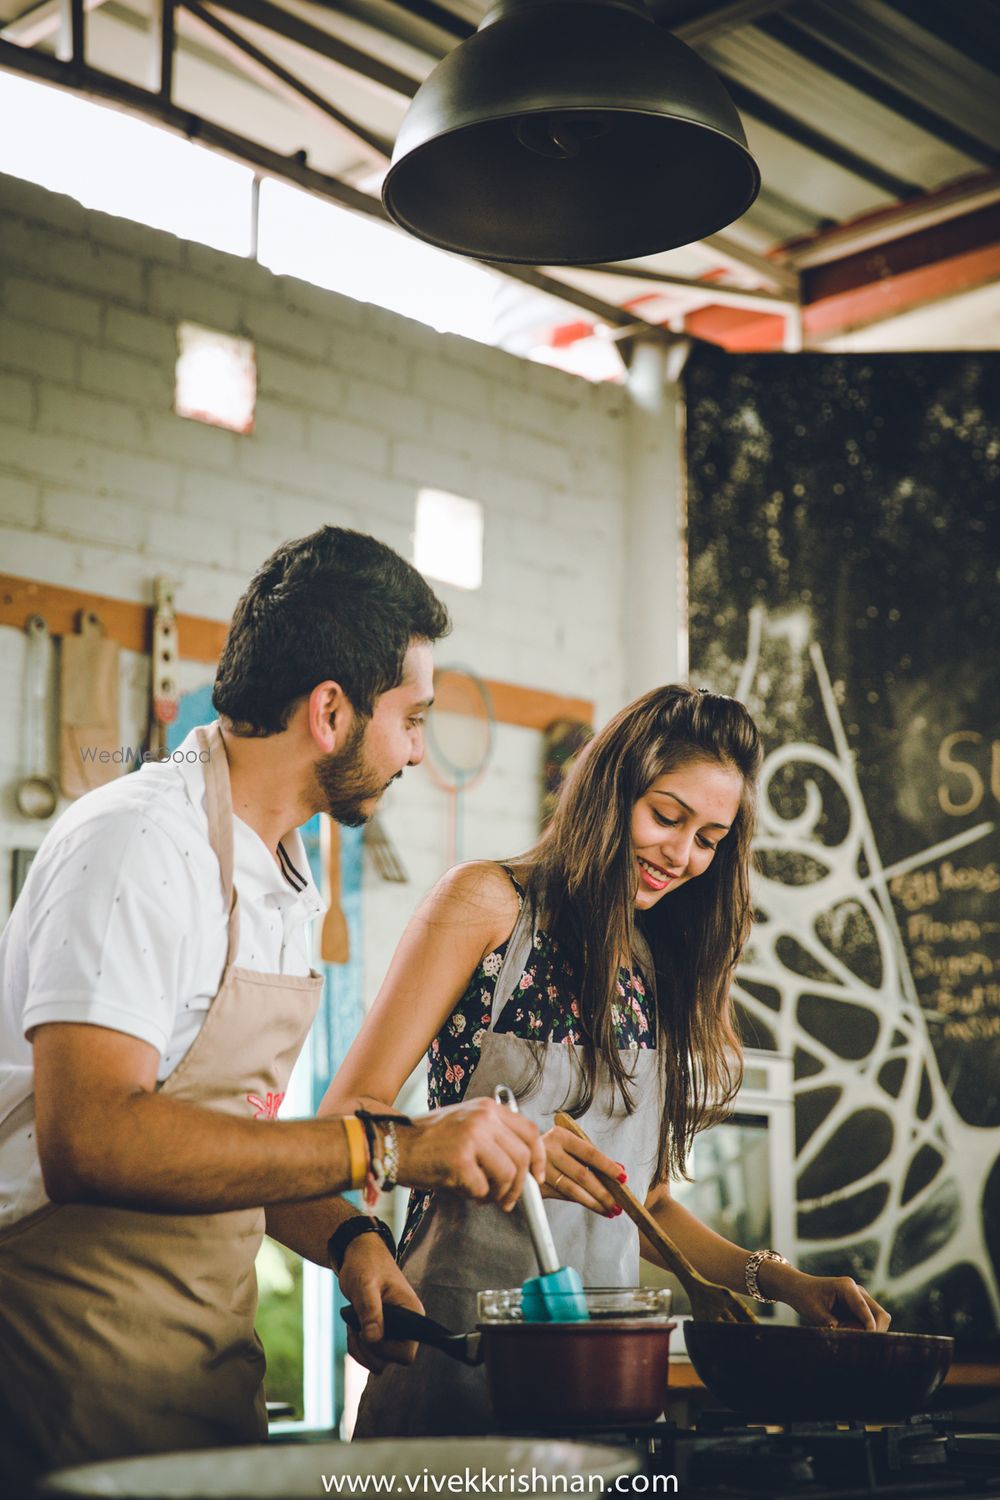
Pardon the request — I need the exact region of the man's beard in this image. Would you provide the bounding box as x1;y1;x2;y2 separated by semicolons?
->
313;717;396;827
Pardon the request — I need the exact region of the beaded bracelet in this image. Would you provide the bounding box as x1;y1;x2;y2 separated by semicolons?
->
354;1109;414;1207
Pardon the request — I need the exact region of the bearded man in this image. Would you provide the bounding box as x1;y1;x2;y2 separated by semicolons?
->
0;527;543;1482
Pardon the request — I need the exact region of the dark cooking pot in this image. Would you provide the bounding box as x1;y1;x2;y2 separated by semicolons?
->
684;1321;954;1421
343;1288;675;1429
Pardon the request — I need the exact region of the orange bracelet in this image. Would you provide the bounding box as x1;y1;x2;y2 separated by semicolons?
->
341;1115;369;1191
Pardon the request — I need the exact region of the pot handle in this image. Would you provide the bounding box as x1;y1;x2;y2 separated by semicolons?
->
339;1304;483;1366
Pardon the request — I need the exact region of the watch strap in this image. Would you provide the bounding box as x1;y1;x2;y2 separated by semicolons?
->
327;1214;397;1274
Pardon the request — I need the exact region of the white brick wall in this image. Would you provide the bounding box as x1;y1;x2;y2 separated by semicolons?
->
0;171;635;1009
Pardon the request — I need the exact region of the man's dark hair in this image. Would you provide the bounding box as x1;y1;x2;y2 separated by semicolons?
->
213;527;450;735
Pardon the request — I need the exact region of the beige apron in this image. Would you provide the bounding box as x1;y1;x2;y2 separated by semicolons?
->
354;894;663;1438
0;721;322;1482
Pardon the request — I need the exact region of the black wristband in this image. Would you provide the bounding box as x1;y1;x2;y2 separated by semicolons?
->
327;1215;397;1274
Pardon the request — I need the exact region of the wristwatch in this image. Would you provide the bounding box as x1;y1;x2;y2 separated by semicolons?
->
327;1214;397;1274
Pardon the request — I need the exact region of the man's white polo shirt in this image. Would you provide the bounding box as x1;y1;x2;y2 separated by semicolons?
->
0;724;324;1230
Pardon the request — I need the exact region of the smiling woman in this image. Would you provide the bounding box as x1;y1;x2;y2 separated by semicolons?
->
320;684;890;1438
633;763;743;907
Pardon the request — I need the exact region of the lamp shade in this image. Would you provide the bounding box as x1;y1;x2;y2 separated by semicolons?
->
382;0;760;264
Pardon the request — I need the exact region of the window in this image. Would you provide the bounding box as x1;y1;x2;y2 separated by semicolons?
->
0;72;253;255
175;322;257;434
414;489;484;591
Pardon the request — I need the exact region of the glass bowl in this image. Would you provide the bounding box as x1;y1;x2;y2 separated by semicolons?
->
477;1286;673;1324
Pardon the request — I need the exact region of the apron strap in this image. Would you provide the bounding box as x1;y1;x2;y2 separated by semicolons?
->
489;888;536;1029
197;721;241;969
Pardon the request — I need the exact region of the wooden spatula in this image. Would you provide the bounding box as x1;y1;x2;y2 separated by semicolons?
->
554;1111;757;1324
320;816;350;965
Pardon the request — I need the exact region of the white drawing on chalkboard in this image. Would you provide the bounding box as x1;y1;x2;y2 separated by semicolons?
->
734;605;999;1324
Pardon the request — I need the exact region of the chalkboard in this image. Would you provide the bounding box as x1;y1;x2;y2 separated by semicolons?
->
686;349;1000;1336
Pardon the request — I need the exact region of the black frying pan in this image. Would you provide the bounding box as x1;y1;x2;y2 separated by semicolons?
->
683;1321;954;1421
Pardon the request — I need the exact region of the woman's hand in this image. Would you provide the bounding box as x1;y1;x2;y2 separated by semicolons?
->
770;1264;891;1332
539;1123;624;1217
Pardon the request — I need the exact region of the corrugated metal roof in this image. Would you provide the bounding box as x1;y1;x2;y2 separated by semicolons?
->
1;0;997;347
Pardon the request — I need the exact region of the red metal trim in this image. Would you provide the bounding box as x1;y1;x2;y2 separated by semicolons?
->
684;238;1000;350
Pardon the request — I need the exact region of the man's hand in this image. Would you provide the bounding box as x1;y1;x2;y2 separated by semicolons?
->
337;1233;425;1374
396;1098;545;1213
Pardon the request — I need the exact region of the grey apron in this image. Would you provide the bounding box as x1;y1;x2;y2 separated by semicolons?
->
354;895;663;1438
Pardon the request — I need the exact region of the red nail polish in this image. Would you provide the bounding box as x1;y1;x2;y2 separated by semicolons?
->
617;1171;628;1183
613;1206;623;1217
603;1210;616;1219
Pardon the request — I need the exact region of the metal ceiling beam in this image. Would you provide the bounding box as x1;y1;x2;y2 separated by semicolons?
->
880;0;1000;80
790;0;1000;151
490;264;669;332
0;0;105;48
581;260;798;311
182;0;393;161
784;171;1000;269
313;0;467;53
667;0;795;44
352;0;471;42
67;0;85;62
721;76;920;200
800;199;1000;304
151;0;175;97
0;36;656;341
0;35;401;207
208;0;420;97
756;14;999;168
698;232;799;295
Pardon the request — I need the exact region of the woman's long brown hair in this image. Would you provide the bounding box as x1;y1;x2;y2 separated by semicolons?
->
520;685;763;1182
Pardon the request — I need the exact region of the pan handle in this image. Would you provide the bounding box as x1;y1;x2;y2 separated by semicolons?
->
339;1304;483;1367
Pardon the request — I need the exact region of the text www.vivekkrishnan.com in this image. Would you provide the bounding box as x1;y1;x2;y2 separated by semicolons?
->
321;1470;678;1495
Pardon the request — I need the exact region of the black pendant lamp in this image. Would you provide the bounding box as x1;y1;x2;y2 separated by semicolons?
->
382;0;760;265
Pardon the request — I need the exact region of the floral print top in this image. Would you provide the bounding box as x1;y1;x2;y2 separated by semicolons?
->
398;869;655;1259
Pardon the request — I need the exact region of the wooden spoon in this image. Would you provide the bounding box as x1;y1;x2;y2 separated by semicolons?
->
554;1111;756;1324
320;816;350;964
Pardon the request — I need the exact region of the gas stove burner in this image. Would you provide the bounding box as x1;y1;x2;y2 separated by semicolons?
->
510;1415;1000;1497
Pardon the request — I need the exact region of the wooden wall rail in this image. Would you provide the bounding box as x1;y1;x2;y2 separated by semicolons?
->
0;574;593;731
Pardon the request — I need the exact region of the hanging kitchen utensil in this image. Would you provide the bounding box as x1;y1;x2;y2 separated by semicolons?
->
319;815;350;964
554;1111;756;1324
16;614;58;820
147;576;179;759
364;811;408;883
342;1288;674;1430
381;0;759;264
425;665;496;867
495;1085;588;1322
59;610;120;799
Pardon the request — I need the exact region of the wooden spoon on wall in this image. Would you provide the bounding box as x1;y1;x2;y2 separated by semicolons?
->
320;816;350;965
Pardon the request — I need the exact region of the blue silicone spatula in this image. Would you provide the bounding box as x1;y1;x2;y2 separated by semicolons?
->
494;1084;589;1323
